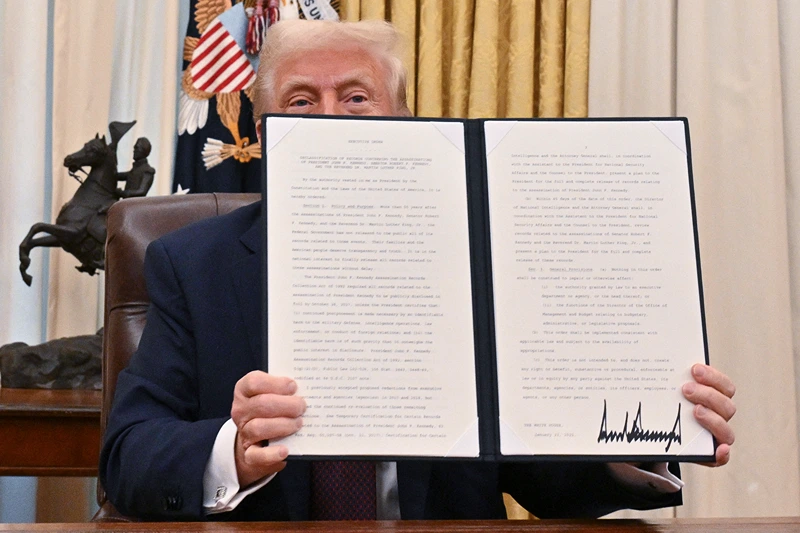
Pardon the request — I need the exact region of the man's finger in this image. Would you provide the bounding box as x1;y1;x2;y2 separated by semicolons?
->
242;444;289;473
248;393;307;419
232;393;306;428
714;443;732;466
697;443;731;468
691;364;735;398
682;381;737;421
693;404;735;445
235;371;297;399
239;416;304;448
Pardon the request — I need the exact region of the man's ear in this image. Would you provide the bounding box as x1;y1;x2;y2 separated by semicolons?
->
255;119;262;144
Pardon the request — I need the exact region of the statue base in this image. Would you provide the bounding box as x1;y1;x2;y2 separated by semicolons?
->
0;330;102;390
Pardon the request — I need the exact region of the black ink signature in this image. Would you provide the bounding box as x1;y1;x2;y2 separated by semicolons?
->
597;400;682;452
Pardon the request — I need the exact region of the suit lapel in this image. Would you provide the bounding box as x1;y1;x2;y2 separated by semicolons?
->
231;218;263;369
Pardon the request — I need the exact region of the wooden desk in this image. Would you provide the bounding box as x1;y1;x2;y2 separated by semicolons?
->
0;518;799;532
0;388;101;476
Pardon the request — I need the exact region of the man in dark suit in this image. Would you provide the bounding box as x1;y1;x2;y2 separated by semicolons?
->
100;19;736;521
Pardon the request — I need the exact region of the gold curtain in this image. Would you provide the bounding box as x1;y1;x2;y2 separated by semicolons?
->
340;0;590;519
338;0;590;119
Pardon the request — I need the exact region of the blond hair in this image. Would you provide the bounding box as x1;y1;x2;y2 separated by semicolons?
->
251;19;409;117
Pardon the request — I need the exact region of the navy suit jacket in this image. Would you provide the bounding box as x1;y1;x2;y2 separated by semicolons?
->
100;202;681;521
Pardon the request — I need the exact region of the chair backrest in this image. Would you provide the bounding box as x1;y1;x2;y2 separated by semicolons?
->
97;193;259;513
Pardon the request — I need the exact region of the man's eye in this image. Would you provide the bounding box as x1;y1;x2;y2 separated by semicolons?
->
291;99;310;107
350;95;367;103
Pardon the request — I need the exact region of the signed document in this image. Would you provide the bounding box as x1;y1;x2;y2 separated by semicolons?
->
262;115;714;462
264;117;479;458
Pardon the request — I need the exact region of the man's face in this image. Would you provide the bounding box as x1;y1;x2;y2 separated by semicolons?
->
262;46;400;121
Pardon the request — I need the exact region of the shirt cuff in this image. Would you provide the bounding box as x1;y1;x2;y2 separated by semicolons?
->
606;462;684;495
202;418;275;514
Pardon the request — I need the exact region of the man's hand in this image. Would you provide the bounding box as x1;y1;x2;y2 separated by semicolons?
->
682;363;736;467
231;371;306;487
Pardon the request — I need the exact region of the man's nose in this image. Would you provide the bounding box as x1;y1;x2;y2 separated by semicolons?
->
318;93;344;115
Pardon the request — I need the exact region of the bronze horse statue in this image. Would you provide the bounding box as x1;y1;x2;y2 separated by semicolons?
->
18;121;136;286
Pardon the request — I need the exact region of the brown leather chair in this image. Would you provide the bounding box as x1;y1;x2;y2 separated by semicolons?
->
93;192;260;521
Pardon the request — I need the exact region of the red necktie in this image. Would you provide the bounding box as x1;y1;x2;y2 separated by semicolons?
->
309;461;377;520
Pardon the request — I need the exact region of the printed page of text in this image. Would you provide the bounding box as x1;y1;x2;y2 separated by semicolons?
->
265;117;479;457
485;120;713;457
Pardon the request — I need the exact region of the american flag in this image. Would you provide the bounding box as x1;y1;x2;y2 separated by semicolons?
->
174;0;341;194
190;18;256;94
